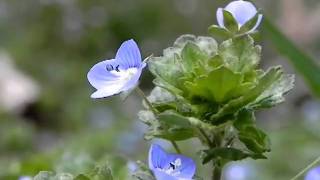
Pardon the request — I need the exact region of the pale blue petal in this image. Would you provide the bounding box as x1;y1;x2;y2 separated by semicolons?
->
248;14;263;33
90;82;125;98
149;144;170;170
115;39;142;69
153;170;179;180
166;154;196;179
216;8;224;28
305;166;320;180
225;0;257;26
87;59;122;89
121;67;143;92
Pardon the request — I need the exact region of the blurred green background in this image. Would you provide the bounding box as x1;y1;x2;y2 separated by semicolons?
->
0;0;319;179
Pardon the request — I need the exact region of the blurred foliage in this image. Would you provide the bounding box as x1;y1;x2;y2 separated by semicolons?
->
263;18;320;98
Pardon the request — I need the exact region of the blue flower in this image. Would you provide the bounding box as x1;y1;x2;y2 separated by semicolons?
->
305;166;320;180
216;0;263;32
87;39;146;98
148;144;196;180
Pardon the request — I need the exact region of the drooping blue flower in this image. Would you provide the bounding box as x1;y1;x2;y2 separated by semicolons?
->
216;0;263;32
87;39;146;98
148;144;196;180
305;166;320;180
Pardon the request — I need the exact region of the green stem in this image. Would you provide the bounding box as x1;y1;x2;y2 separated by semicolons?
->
198;128;214;147
135;87;158;115
212;164;222;180
171;141;182;154
135;87;182;154
290;155;320;180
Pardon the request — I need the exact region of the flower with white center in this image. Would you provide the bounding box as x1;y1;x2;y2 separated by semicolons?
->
87;39;146;98
305;166;320;180
216;0;263;33
148;144;196;180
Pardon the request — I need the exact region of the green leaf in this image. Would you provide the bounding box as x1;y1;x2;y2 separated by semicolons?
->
208;25;232;39
263;17;320;97
187;66;243;103
33;171;55;180
250;74;295;109
234;109;255;130
157;110;192;128
210;66;283;122
74;174;91;180
223;10;238;33
33;172;74;180
219;35;261;73
208;55;224;69
154;128;195;141
148;35;218;95
132;161;155;180
91;163;114;180
239;13;259;34
238;126;271;154
181;42;207;72
203;148;250;164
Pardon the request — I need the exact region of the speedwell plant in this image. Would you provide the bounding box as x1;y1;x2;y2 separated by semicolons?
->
87;0;294;179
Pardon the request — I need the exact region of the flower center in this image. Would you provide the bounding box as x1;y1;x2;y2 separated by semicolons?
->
106;64;138;82
157;158;182;176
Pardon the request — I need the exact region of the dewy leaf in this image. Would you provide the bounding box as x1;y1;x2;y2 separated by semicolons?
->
263;17;320;97
219;35;261;73
223;10;238;33
187;66;243;103
250;74;295;109
210;66;283;122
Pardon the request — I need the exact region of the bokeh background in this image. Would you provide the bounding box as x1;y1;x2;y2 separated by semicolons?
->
0;0;319;179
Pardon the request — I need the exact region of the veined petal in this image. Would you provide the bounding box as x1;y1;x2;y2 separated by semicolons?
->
87;59;121;89
216;8;224;28
116;39;142;69
225;0;257;26
149;144;170;170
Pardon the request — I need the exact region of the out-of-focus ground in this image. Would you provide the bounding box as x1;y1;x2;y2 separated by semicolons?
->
0;0;319;179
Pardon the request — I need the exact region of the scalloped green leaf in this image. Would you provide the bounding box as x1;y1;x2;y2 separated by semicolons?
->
181;42;207;73
210;66;283;122
249;74;295;109
186;66;243;103
219;36;261;73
